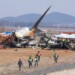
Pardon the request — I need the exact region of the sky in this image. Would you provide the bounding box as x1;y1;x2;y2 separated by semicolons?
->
0;0;75;18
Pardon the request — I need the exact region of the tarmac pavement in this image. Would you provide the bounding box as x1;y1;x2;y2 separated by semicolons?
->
27;62;75;75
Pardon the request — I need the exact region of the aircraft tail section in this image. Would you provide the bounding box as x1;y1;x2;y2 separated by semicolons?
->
32;6;51;31
15;6;51;38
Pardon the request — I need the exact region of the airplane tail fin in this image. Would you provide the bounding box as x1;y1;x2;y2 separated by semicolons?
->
31;6;51;31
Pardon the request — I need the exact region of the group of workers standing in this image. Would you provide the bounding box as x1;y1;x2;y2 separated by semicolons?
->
18;51;41;71
28;51;41;68
17;51;58;71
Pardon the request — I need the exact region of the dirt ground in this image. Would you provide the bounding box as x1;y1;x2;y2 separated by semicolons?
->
0;48;75;74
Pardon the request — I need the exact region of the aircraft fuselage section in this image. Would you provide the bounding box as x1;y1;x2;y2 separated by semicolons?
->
15;27;35;38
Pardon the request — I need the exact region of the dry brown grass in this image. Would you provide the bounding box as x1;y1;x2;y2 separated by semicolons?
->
0;48;75;75
0;48;75;65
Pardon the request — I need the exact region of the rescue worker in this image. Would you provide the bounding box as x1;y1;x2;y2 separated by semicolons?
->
53;53;58;63
28;55;33;68
18;59;23;71
36;51;41;61
34;55;38;67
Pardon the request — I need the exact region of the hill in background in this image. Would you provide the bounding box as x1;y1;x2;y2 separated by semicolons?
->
0;12;75;28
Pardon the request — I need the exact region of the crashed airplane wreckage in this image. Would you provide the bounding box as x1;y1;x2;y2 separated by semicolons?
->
0;32;14;48
0;6;51;48
0;6;75;50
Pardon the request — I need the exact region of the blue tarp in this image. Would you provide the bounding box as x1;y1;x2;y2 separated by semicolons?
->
2;32;12;35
